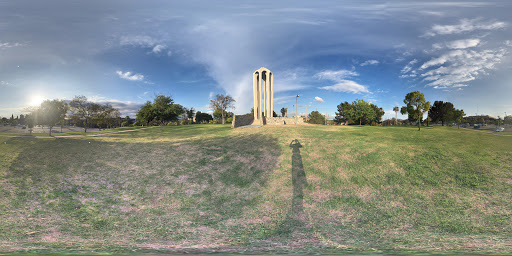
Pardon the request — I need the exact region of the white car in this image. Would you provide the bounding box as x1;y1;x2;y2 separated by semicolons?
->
496;127;505;132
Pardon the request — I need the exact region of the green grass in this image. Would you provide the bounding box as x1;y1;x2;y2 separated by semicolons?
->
1;124;511;254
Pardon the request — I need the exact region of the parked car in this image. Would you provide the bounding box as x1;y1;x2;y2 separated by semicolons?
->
496;127;505;132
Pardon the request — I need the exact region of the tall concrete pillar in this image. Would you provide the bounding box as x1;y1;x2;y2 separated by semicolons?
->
253;72;258;120
270;72;274;117
258;70;263;121
252;67;274;125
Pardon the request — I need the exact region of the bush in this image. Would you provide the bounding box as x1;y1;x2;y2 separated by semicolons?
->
167;121;178;126
149;120;159;126
121;121;130;127
180;120;191;125
226;117;233;123
133;121;142;126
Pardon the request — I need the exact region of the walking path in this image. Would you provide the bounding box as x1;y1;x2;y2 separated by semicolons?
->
0;127;154;139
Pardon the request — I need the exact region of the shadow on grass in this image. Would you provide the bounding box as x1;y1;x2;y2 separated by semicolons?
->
275;139;308;236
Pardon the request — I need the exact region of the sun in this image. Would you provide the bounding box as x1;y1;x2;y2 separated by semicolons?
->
29;95;45;106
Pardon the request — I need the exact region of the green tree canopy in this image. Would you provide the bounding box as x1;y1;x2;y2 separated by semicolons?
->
334;101;353;125
209;94;235;125
401;91;431;131
428;101;455;126
280;107;288;117
348;99;375;125
136;95;184;126
35;99;69;136
195;111;213;123
308;110;326;124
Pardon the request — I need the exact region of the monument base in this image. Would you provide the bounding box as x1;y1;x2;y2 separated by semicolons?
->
232;115;305;128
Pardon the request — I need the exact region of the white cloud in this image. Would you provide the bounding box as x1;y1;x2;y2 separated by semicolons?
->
319;80;370;94
314;69;358;81
152;44;166;53
116;70;144;81
209;92;214;99
424;18;507;37
0;81;9;86
315;96;324;103
446;39;480;49
0;42;24;50
315;69;369;94
401;59;418;73
418;48;507;89
120;36;169;55
360;59;379;66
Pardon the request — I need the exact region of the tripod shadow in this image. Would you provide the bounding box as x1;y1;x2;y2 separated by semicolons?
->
276;139;308;235
290;139;307;214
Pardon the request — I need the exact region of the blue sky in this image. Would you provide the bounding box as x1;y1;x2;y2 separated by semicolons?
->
1;1;511;119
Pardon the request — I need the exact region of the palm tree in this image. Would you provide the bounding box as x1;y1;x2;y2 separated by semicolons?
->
393;106;399;125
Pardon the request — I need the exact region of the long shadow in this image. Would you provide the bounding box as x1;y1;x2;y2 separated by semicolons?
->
276;139;308;236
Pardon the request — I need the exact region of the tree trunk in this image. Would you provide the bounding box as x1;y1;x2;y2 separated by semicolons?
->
442;121;444;126
359;119;361;126
49;125;53;136
222;109;225;125
418;118;421;131
84;119;88;133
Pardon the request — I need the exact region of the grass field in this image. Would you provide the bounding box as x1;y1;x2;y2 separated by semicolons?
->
1;124;511;254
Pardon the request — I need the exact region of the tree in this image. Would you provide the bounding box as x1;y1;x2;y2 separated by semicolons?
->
370;103;385;125
505;116;512;125
153;95;184;125
195;111;213;123
186;107;195;120
35;99;68;136
26;114;34;135
401;91;431;131
308;111;326;124
19;114;25;125
347;99;375;126
452;109;465;129
334;101;353;125
393;106;399;125
136;101;155;126
281;107;288;117
209;94;235;125
69;95;102;132
428;101;455;126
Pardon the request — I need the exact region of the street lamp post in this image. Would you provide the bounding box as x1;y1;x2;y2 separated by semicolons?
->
296;95;299;126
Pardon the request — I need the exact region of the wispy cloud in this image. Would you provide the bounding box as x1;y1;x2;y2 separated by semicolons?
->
423;18;507;37
316;69;370;94
120;35;169;55
0;42;24;50
446;39;481;49
401;59;418;74
418;48;507;89
116;70;144;81
360;59;379;66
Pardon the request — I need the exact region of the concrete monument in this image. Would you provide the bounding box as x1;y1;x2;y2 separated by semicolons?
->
252;67;273;125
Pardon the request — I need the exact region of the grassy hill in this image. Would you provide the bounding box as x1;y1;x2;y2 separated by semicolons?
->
1;125;511;254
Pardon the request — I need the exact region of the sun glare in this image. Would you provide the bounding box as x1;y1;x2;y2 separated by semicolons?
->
29;95;45;106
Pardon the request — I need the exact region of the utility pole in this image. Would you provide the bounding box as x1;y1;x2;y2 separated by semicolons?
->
325;108;328;125
296;95;299;126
